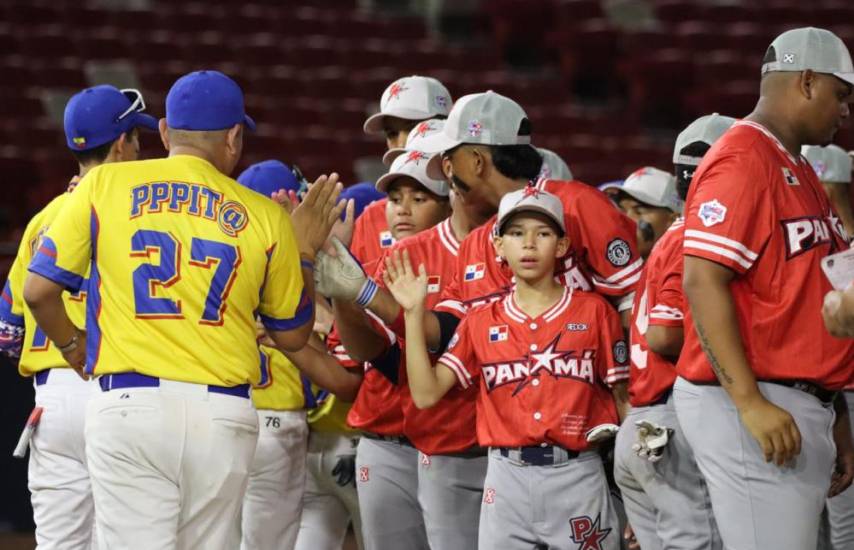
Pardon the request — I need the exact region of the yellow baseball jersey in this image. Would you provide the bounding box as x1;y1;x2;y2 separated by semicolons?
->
5;187;87;376
28;155;311;386
253;344;309;411
307;391;357;434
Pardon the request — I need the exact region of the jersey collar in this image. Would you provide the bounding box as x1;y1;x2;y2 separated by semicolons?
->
436;218;460;256
734;120;802;166
504;286;573;325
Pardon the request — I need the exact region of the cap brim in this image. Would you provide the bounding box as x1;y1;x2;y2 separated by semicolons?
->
375;172;400;193
834;72;854;86
619;187;666;208
499;206;565;234
597;182;623;193
383;148;404;166
417;131;462;155
363;108;438;135
131;113;159;132
244;114;256;132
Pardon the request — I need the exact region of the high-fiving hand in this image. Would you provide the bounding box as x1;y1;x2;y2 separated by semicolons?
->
382;249;428;313
290;173;345;259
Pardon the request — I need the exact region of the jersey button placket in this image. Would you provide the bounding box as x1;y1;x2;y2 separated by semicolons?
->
533;411;542;421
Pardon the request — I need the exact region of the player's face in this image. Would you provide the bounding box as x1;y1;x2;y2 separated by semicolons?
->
494;213;569;283
444;146;499;226
804;73;852;145
625;202;678;258
383;117;419;150
386;178;450;239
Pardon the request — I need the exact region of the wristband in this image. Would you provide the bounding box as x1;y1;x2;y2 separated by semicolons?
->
54;332;80;354
355;278;378;308
300;259;315;271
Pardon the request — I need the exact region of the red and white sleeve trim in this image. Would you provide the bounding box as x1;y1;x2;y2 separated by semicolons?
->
683;229;758;271
438;352;473;389
593;258;644;291
649;304;684;321
606;366;630;385
436;299;467;316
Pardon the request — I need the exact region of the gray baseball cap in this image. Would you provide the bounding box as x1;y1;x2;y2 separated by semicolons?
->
537;147;573;181
620;167;683;213
383;118;445;166
673;113;736;165
375;149;450;196
761;27;854;86
363;76;453;134
497;187;565;235
802;144;853;183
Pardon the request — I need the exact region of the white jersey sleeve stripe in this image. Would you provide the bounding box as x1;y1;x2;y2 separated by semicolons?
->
684;239;754;270
684;229;758;260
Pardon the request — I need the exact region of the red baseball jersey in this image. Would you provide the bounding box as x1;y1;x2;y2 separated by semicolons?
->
435;180;642;320
677;121;854;389
350;198;393;264
629;219;685;407
438;287;626;451
372;219;478;455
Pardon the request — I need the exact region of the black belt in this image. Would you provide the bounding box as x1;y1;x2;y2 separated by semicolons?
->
440;446;488;458
362;432;414;447
497;445;580;466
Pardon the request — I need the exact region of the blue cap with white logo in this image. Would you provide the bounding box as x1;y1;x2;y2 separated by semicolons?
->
64;85;158;151
166;70;256;132
237;160;301;199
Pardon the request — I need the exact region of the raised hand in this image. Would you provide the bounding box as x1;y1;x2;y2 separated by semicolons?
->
270;188;300;214
382;249;428;313
291;173;345;259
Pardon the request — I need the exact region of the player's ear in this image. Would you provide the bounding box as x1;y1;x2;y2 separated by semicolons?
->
158;118;170;151
800;69;816;100
226;123;243;155
555;235;570;257
492;233;504;257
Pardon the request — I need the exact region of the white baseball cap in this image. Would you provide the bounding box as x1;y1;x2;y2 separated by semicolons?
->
621;167;683;213
537;147;573;181
363;76;453;134
421;91;532;179
802;144;853;183
673;113;736;165
497;186;565;235
383;118;446;166
761;27;854;86
375;150;450;197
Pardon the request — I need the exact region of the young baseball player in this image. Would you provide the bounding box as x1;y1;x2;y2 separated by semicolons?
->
612;114;733;550
0;84;157;550
351;76;454;265
384;187;626;550
234;160;313;550
675;28;854;550
23;70;344;550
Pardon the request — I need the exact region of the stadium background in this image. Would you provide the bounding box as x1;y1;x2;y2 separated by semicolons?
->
0;0;852;546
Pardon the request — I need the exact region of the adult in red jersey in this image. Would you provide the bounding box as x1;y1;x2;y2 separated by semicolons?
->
674;27;854;550
613;114;734;550
384;188;626;550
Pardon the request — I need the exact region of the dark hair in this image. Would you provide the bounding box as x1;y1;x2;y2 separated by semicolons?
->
488;118;541;180
674;141;712;200
69;129;134;165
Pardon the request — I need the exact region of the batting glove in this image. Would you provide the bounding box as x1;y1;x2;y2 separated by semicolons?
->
314;237;378;307
632;419;673;463
332;454;356;487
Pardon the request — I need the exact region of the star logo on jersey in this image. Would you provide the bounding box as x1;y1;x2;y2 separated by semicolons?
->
405;150;429;165
427;275;441;293
464;262;485;281
698;199;727;227
569;514;612;550
482;335;596;393
782;167;799;186
489;324;508;342
379;231;394;248
388;82;408;101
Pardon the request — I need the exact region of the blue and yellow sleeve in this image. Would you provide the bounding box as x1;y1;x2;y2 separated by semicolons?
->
258;209;312;332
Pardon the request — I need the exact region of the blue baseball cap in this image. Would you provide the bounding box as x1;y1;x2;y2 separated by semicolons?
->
340;182;386;219
166;70;256;132
237;160;301;199
64;85;158;151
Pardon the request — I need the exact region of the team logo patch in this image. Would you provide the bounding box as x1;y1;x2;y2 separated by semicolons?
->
464;263;485;281
698;199;727;227
387;81;407;101
435;95;448;109
566;323;588;332
358;467;370;482
606;238;631;267
483;488;496;504
467;119;483;137
72;136;86;148
427;275;441;293
613;340;628;365
782;52;795;64
489;325;508;342
379;231;394;248
569;514;612;549
413;120;438;138
782;167;799;186
217;201;249;237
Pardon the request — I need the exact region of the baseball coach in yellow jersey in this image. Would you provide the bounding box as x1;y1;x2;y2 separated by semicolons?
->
22;70;344;550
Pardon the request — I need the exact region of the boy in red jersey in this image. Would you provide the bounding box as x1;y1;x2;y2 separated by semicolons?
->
384;187;626;550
